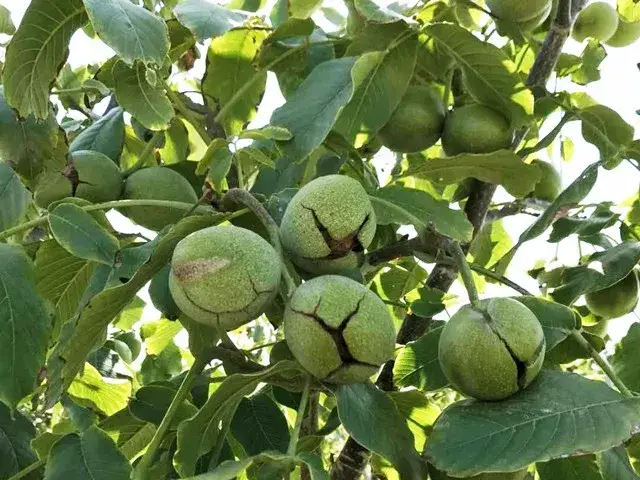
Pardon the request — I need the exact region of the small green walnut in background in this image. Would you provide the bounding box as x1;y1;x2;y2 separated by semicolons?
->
120;166;198;231
586;271;639;319
34;150;123;208
428;464;530;480
486;0;552;29
280;175;376;274
606;17;640;47
530;160;562;202
438;297;545;401
149;265;182;320
169;225;282;331
378;85;446;153
572;2;619;42
441;104;513;156
284;275;396;383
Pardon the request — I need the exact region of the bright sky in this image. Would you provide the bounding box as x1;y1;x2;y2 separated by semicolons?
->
2;0;639;347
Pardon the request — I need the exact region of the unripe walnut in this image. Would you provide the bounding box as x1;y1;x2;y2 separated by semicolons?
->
486;0;551;25
586;271;638;319
572;2;619;42
531;159;562;202
438;298;545;401
169;226;282;331
442;105;513;156
284;275;396;383
280;175;376;274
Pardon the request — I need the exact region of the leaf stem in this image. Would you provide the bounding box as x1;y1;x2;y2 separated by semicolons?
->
6;459;45;480
449;241;480;305
571;330;634;397
287;375;312;457
164;82;212;144
133;354;211;479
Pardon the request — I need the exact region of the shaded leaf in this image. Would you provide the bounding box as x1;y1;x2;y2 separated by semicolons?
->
100;408;157;460
406;150;542;198
0;163;31;230
538;455;602;480
70;108;125;163
389;390;440;452
549;206;619;243
129;384;197;426
354;0;406;23
335;382;425;480
612;323;640;394
236;147;275;168
597;446;640;480
270;57;357;163
48;203;120;266
231;394;290;455
174;0;249;41
3;0;88;119
393;324;448;392
67;363;131;416
370;185;473;242
0;402;38;479
425;371;640;477
0;5;15;35
140;319;183;356
83;0;169;65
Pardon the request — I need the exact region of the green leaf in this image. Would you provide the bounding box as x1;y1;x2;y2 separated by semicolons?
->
0;87;68;182
139;342;183;385
268;17;315;41
495;162;599;274
296;452;329;480
0;244;51;409
48;203;120;266
46;214;229;408
425;370;640;477
67;363;131;416
551;242;640;305
425;23;533;127
410;286;446;318
389;390;440;452
174;361;303;477
612;323;640;394
354;0;406;23
158;119;190;165
270;57;358;163
334;22;418;147
207;146;234;188
114;296;146;330
335;382;425;480
513;296;576;351
571;41;606;86
202;28;268;136
0;5;15;35
0;163;31;231
101;408;157;460
393;324;448;392
597;446;640;480
370;185;473;242
231;394;290;455
113;61;175;131
174;0;249;41
70;108;125;163
43;426;131;480
238;126;293;141
580;105;634;164
468;219;512;269
538;455;602;480
405;150;542;198
3;0;88;119
183;452;296;480
140;319;183;355
289;0;323;18
235;147;276;168
619;0;640;21
129;384;197;426
0;402;38;479
549;206;619;243
82;0;169;66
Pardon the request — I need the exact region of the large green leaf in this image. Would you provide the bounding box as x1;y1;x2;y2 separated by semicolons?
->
48;204;120;266
0;402;38;479
174;0;249;41
538;455;602;480
597;446;640;480
0;244;51;409
202;28;268;136
46;214;229;408
129;384;197;426
0;163;31;231
425;371;640;477
3;0;88;119
611;323;640;394
389;390;440;452
173;361;304;477
43;426;131;480
334;22;418;147
0;87;67;182
579;105;634;164
425;23;533;127
549;206;619;243
551;242;640;305
270;57;357;163
67;363;131;416
100;409;157;460
405;150;542;198
0;5;15;35
231;394;290;455
70;108;125;163
113;61;175;131
393;324;448;392
82;0;169;65
370;185;473;242
335;382;425;480
495;162;599;274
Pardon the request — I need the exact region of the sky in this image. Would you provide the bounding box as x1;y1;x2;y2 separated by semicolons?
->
1;0;639;347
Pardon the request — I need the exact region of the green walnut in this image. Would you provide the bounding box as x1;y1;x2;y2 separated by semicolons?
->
606;17;640;47
121;167;198;231
378;85;446;153
429;464;529;480
149;265;182;320
34;150;123;208
442;104;513;156
284;275;396;383
438;297;546;401
531;160;562;201
169;225;282;331
572;2;619;42
280;175;376;274
586;271;639;319
486;0;552;27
